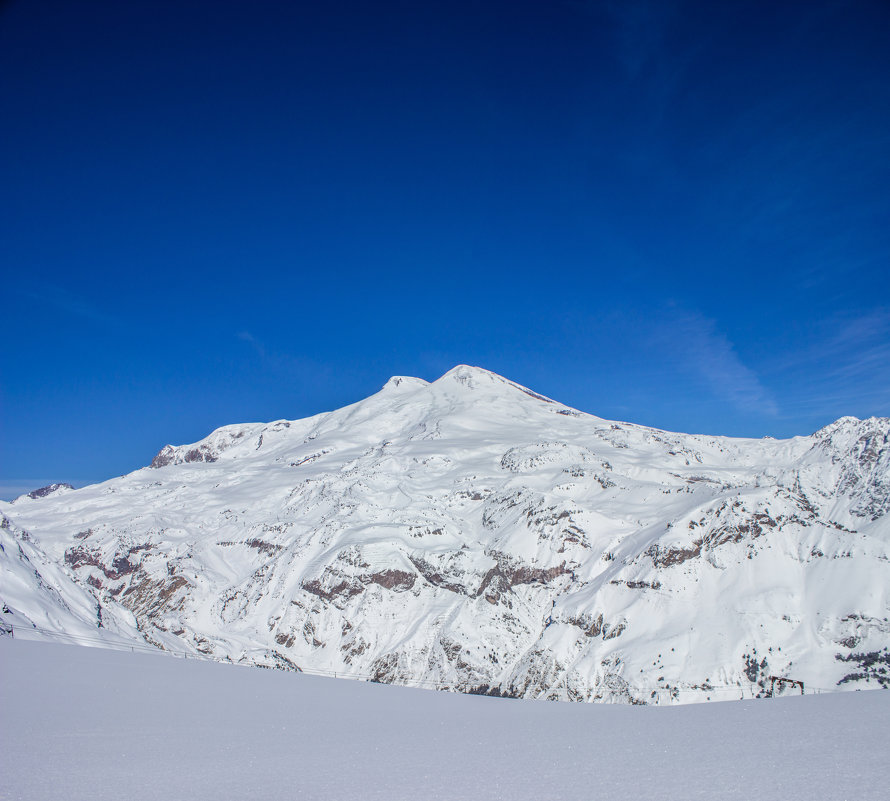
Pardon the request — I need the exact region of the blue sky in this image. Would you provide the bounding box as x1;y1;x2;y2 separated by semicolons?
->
2;0;889;495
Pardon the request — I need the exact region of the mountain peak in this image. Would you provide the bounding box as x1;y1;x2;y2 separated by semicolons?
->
16;482;75;502
817;415;862;434
441;364;495;378
435;364;508;388
430;365;561;407
814;415;890;438
380;376;430;392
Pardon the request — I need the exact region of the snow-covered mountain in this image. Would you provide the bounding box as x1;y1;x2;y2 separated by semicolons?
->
2;365;888;703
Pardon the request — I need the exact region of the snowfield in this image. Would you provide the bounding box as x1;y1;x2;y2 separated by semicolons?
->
1;365;888;703
2;637;888;801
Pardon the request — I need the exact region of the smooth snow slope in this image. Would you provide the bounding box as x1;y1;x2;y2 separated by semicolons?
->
1;638;888;801
2;365;888;703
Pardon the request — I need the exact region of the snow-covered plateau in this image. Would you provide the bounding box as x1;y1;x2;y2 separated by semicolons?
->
3;637;888;801
1;365;889;703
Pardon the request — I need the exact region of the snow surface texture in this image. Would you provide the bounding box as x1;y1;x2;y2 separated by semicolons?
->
2;638;888;801
1;365;889;703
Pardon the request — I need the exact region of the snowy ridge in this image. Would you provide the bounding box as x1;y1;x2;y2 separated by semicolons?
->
1;365;888;703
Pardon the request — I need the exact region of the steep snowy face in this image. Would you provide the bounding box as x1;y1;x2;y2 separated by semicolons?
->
2;366;889;703
0;513;140;643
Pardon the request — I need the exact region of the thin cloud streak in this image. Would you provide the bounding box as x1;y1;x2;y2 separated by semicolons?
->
237;330;266;359
235;330;334;391
760;309;890;422
655;310;778;418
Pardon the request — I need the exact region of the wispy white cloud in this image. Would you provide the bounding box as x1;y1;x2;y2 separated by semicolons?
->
235;331;333;387
237;330;266;358
826;308;890;349
764;308;890;418
656;310;778;417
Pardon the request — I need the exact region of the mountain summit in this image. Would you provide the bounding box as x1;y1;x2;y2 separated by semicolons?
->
2;367;888;702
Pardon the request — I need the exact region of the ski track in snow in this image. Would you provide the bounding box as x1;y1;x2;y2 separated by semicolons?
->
1;638;888;801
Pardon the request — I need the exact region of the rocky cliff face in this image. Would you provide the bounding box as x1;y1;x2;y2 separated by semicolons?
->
2;366;888;702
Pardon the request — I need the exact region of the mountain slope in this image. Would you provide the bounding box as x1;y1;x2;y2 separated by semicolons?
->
2;365;888;702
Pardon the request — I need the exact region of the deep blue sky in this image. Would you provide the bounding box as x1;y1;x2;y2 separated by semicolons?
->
2;0;889;496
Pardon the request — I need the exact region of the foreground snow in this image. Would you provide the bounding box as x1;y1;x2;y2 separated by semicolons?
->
1;638;887;801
